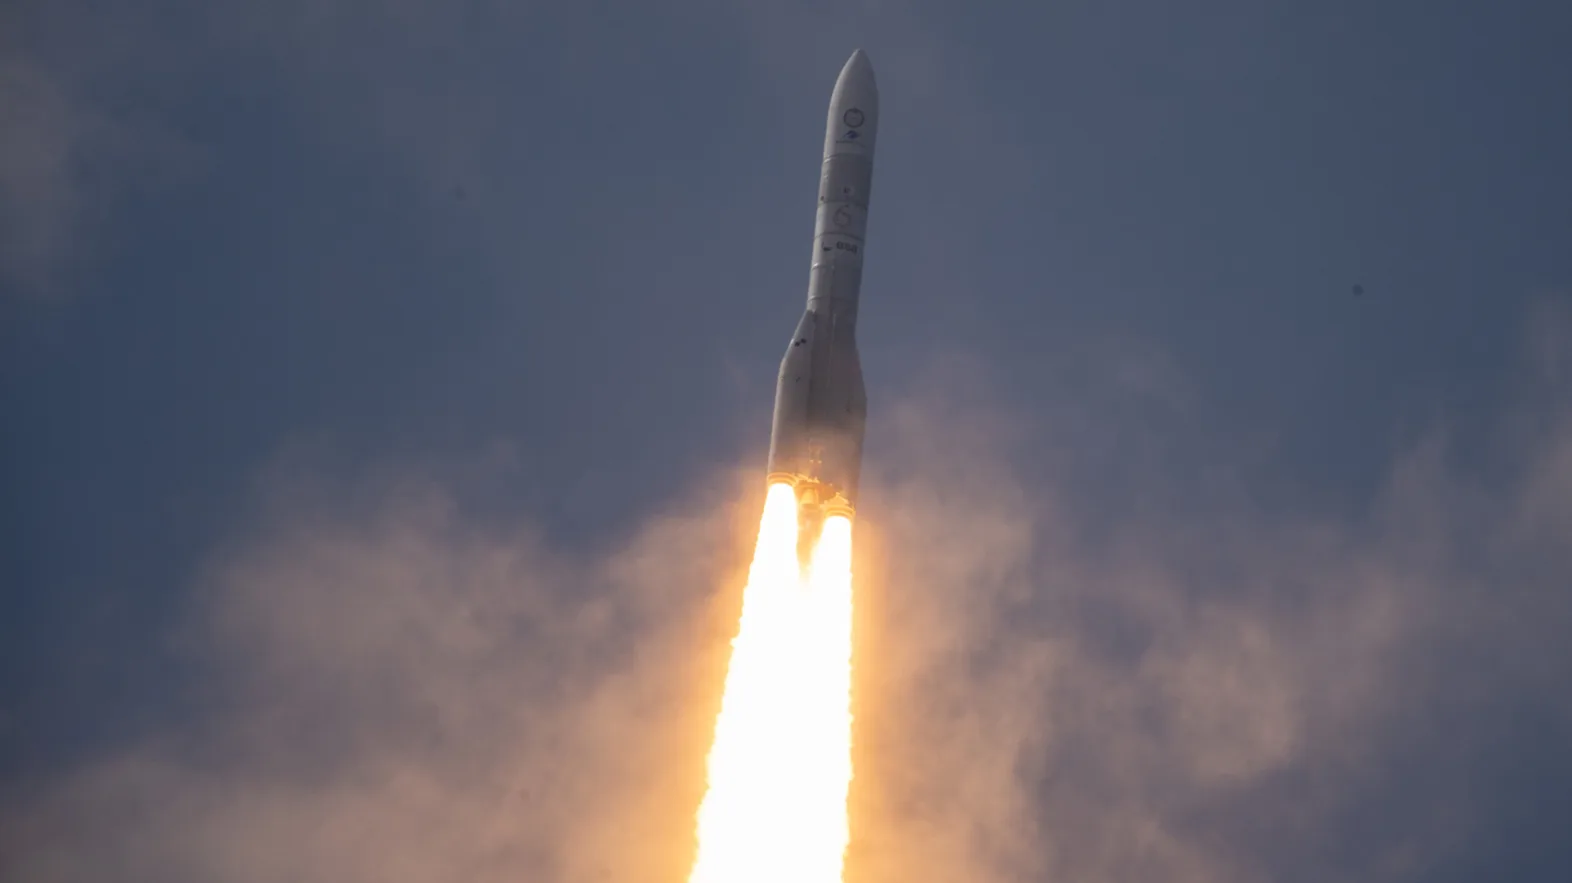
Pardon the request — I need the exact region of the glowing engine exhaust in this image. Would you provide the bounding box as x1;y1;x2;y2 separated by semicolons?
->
687;483;855;883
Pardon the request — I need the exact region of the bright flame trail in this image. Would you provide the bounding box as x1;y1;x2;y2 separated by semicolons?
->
688;483;856;883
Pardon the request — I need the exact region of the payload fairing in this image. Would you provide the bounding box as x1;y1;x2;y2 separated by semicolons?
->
767;49;878;524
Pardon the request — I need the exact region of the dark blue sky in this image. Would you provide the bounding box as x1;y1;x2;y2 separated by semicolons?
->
3;2;1570;880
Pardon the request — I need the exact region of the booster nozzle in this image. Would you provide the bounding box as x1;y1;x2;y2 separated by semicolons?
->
821;495;855;521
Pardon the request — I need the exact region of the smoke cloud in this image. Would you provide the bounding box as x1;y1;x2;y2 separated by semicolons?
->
4;308;1569;882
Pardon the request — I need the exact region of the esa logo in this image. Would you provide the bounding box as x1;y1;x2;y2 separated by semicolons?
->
835;241;860;255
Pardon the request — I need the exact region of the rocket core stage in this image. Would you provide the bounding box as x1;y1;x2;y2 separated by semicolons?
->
766;49;879;531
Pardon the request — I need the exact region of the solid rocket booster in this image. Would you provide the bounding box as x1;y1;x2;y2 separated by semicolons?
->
767;49;878;519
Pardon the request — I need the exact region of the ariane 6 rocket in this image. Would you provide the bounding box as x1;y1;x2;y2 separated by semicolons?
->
767;49;878;529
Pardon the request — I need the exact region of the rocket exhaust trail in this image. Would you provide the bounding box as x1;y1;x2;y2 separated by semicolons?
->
688;50;879;883
687;485;854;883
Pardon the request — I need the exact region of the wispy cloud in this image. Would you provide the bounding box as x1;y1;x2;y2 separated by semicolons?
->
0;8;201;299
0;0;523;299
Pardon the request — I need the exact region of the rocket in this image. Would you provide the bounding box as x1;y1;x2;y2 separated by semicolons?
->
767;49;878;527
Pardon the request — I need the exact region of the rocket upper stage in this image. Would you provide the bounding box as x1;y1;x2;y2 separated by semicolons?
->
766;50;879;517
809;50;878;300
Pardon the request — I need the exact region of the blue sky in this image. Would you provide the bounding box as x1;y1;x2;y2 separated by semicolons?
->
3;2;1570;880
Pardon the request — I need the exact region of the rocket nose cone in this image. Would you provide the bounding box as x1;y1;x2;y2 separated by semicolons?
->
825;49;878;157
839;49;876;91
